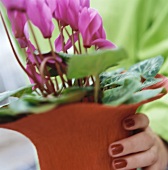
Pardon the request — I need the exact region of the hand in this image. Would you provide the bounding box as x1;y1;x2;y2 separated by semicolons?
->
108;114;168;170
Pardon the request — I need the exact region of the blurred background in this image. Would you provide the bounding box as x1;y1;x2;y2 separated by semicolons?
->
0;0;168;169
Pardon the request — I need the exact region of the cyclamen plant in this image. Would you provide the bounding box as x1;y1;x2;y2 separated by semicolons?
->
1;0;114;96
0;0;166;119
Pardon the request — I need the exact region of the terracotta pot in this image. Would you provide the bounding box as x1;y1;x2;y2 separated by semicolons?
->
0;75;168;170
2;104;137;170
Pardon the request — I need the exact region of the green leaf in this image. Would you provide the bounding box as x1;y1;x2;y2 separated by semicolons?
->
9;99;57;114
101;72;140;88
62;86;93;94
0;103;8;109
57;52;72;63
141;78;162;89
67;48;127;79
0;85;33;103
12;85;34;98
102;79;141;105
7;87;89;114
99;68;124;82
18;95;48;104
125;88;165;104
0;107;15;115
128;56;164;79
21;87;91;104
55;90;87;105
0;106;28;124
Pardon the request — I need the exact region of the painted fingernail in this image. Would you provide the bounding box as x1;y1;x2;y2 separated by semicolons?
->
113;159;127;169
124;118;135;128
111;144;123;155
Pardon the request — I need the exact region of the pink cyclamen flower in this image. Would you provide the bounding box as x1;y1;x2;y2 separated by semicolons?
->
26;43;45;87
6;10;29;48
2;0;54;39
1;0;30;48
26;0;54;38
26;62;44;88
92;39;116;50
17;37;28;48
7;10;27;38
55;32;78;52
79;0;90;10
79;7;107;48
54;0;90;31
1;0;26;12
45;0;57;15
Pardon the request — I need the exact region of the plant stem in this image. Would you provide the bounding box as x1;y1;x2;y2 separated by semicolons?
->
78;32;82;54
0;12;26;74
85;47;88;54
25;38;41;69
48;38;67;89
57;21;66;53
23;49;48;95
64;27;79;54
71;29;76;54
26;15;43;59
26;15;56;95
54;77;59;91
40;56;60;95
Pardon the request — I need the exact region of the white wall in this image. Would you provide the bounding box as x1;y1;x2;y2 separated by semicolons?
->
0;19;27;91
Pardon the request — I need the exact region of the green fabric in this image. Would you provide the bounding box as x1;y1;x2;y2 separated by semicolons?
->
91;0;168;141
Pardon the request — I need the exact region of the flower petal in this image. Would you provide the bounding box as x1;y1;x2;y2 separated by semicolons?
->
26;0;54;38
45;0;57;15
79;0;90;9
78;7;92;47
1;0;26;12
79;7;106;48
7;10;27;38
55;33;64;52
17;37;27;48
26;63;43;87
92;39;116;50
54;0;80;30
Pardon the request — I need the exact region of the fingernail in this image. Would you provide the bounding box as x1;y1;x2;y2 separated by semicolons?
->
111;144;123;155
113;159;127;169
124;118;135;128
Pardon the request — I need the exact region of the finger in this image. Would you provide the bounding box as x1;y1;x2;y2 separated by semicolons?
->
144;138;168;170
112;145;158;170
109;129;155;157
123;114;149;130
144;163;160;170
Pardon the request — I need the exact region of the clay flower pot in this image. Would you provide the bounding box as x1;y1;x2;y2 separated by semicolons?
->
0;75;168;170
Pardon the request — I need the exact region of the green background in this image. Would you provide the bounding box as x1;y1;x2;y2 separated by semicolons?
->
91;0;168;141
